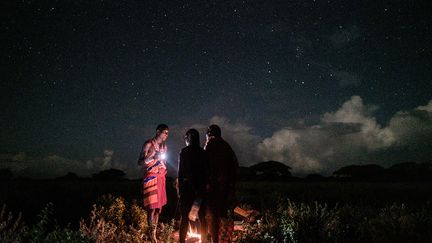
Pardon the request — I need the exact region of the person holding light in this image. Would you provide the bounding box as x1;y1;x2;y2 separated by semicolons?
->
138;124;169;242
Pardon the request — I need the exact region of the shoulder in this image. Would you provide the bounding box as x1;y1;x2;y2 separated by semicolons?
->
180;146;192;155
180;146;188;153
143;140;154;149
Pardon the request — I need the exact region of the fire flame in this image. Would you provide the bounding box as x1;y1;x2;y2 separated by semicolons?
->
186;224;201;243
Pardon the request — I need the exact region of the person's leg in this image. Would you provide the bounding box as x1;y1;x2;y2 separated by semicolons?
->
154;208;160;225
179;218;188;243
179;209;189;243
199;204;208;243
147;208;157;242
206;205;219;243
147;208;154;226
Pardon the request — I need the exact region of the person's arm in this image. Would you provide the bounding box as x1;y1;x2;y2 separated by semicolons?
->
137;142;154;166
228;148;238;208
177;150;186;198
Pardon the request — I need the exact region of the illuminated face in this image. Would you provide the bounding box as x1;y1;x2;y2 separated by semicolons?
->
158;129;169;142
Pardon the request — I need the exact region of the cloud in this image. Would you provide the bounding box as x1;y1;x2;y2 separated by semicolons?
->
2;98;431;178
207;116;262;165
258;96;432;175
388;100;432;152
169;116;262;167
86;149;114;171
0;150;123;179
322;96;394;150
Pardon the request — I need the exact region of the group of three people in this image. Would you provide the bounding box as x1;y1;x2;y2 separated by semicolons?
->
138;124;238;243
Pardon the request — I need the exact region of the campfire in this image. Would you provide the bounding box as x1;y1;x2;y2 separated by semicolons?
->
186;221;201;243
172;206;259;242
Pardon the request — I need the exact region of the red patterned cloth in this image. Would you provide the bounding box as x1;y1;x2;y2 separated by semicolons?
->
140;139;167;210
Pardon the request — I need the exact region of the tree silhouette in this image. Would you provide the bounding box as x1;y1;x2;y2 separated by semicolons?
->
92;168;126;180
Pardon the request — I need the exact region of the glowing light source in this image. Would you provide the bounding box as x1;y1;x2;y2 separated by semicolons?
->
187;224;201;243
159;152;167;160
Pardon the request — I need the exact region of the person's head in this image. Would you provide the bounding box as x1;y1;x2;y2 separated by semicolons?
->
184;128;200;146
155;124;169;142
206;124;221;138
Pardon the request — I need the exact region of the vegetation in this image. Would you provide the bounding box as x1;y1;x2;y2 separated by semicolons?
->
234;200;432;243
1;179;432;242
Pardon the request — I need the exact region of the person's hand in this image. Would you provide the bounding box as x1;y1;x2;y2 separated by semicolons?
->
154;151;161;160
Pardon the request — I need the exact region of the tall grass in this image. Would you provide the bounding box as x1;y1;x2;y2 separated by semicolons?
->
2;181;432;242
234;199;432;243
79;194;175;242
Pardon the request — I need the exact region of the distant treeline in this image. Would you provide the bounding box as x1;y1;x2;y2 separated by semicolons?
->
1;160;432;182
238;160;432;182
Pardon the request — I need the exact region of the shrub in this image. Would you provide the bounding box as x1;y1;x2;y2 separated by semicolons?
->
323;204;369;243
234;200;432;243
360;203;432;243
24;203;89;243
234;200;336;243
0;204;25;243
80;194;153;242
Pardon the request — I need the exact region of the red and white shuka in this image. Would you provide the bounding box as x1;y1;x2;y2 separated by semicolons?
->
140;139;167;210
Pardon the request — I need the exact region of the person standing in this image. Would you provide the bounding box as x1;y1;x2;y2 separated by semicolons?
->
177;128;208;243
204;124;238;243
138;124;169;242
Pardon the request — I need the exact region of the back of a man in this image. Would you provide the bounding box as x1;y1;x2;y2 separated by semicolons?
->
177;128;208;243
204;124;238;242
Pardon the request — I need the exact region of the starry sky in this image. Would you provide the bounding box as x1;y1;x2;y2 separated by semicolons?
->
1;0;431;178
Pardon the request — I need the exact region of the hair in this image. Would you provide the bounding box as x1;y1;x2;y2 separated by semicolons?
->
156;124;169;132
185;128;200;146
206;124;221;137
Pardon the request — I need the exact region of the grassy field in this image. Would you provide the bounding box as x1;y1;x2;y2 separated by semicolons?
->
237;181;432;208
2;179;432;225
1;179;432;242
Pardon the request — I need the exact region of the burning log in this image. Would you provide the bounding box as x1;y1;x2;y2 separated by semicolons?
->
234;206;260;222
233;206;260;233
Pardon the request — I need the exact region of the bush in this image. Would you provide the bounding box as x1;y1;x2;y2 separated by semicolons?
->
360;203;432;243
0;204;25;243
234;200;432;243
79;194;176;242
25;202;89;243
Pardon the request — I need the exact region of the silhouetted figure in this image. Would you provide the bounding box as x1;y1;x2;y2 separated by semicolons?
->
204;124;238;243
137;124;169;242
177;129;208;243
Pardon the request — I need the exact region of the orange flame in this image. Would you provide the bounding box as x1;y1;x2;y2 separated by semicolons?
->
186;223;201;243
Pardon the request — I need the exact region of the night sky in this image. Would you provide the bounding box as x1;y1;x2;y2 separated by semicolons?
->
1;0;431;178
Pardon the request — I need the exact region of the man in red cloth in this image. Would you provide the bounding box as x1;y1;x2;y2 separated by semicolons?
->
204;124;238;243
138;124;169;242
